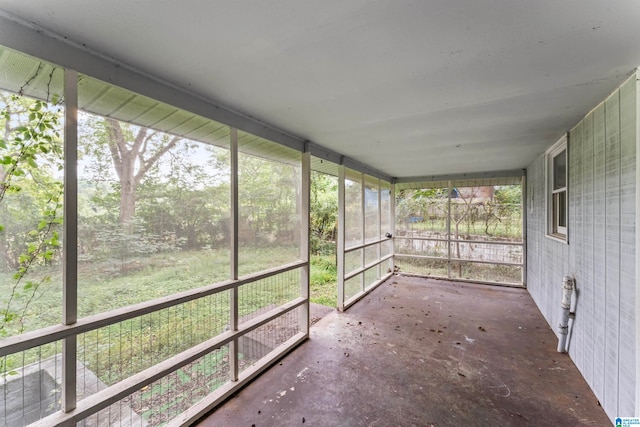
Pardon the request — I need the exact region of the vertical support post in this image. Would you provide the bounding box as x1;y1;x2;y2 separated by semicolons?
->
360;172;365;292
634;67;640;417
447;180;452;279
390;181;396;273
521;172;527;287
337;165;346;311
377;178;382;280
230;128;239;280
62;69;78;413
229;128;239;382
299;150;311;336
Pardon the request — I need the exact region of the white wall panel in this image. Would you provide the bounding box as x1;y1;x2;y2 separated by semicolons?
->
569;120;584;369
619;76;637;417
582;111;595;388
604;90;621;415
526;72;637;422
593;103;607;403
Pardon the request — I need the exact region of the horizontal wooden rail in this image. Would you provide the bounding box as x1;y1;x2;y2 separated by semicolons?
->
398;271;524;288
344;254;394;281
31;297;307;427
0;259;307;357
344;236;392;253
167;332;307;427
394;253;523;267
394;236;523;246
343;272;393;311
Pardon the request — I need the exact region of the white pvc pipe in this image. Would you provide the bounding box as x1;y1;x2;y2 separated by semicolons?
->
557;276;574;353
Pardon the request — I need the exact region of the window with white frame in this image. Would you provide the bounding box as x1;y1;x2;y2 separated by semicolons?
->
547;134;567;240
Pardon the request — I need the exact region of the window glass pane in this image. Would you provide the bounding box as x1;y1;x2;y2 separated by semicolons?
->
552;193;558;230
364;175;379;243
238;131;301;275
0;48;64;338
344;168;362;247
364;267;379;290
397;180;524;282
395;187;448;237
345;248;362;275
310;169;337;256
557;191;567;228
553;150;566;190
552;191;567;233
365;244;378;265
77;74;230;317
452;185;522;242
381;239;393;258
380;180;391;238
344;274;362;301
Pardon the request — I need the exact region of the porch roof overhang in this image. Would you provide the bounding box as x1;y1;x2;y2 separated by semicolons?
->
0;1;639;181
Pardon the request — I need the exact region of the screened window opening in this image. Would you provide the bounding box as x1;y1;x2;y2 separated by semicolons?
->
0;44;309;427
394;177;524;286
547;135;567;240
337;167;394;310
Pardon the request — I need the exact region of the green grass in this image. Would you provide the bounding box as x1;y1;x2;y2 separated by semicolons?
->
0;245;337;340
0;246;337;382
310;254;337;307
0;246;301;335
0;245;334;424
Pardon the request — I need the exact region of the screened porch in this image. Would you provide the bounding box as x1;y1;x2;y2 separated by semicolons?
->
0;46;539;426
1;2;638;425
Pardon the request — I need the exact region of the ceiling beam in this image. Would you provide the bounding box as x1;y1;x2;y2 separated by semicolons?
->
395;169;525;185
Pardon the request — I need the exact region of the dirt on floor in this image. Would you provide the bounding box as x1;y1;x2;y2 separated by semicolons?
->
197;275;611;427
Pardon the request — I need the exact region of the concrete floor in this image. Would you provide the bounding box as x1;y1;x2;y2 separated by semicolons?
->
197;275;610;426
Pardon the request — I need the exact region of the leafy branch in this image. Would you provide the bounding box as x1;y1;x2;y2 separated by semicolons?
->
0;65;64;337
2;188;62;333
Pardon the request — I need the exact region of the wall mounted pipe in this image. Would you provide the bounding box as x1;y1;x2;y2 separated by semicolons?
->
557;276;575;353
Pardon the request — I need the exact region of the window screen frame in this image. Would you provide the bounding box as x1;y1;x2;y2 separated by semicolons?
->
546;134;568;242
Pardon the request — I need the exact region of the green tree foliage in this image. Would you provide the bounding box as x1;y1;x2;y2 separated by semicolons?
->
0;91;64;335
238;152;300;245
78;115;231;266
396;185;522;239
310;171;337;255
494;185;521;206
135;144;230;251
395;188;448;231
0;84;317;335
79;114;182;226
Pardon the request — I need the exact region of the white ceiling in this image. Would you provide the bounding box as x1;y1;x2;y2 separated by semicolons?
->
0;0;639;178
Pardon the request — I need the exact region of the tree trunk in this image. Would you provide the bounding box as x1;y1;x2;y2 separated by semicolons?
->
455;220;462;277
120;182;136;228
104;118;180;230
114;134;137;229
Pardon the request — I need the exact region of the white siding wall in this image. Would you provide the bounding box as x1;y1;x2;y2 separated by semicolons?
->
526;72;637;422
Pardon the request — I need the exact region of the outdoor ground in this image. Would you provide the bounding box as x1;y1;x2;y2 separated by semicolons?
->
197;275;610;426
